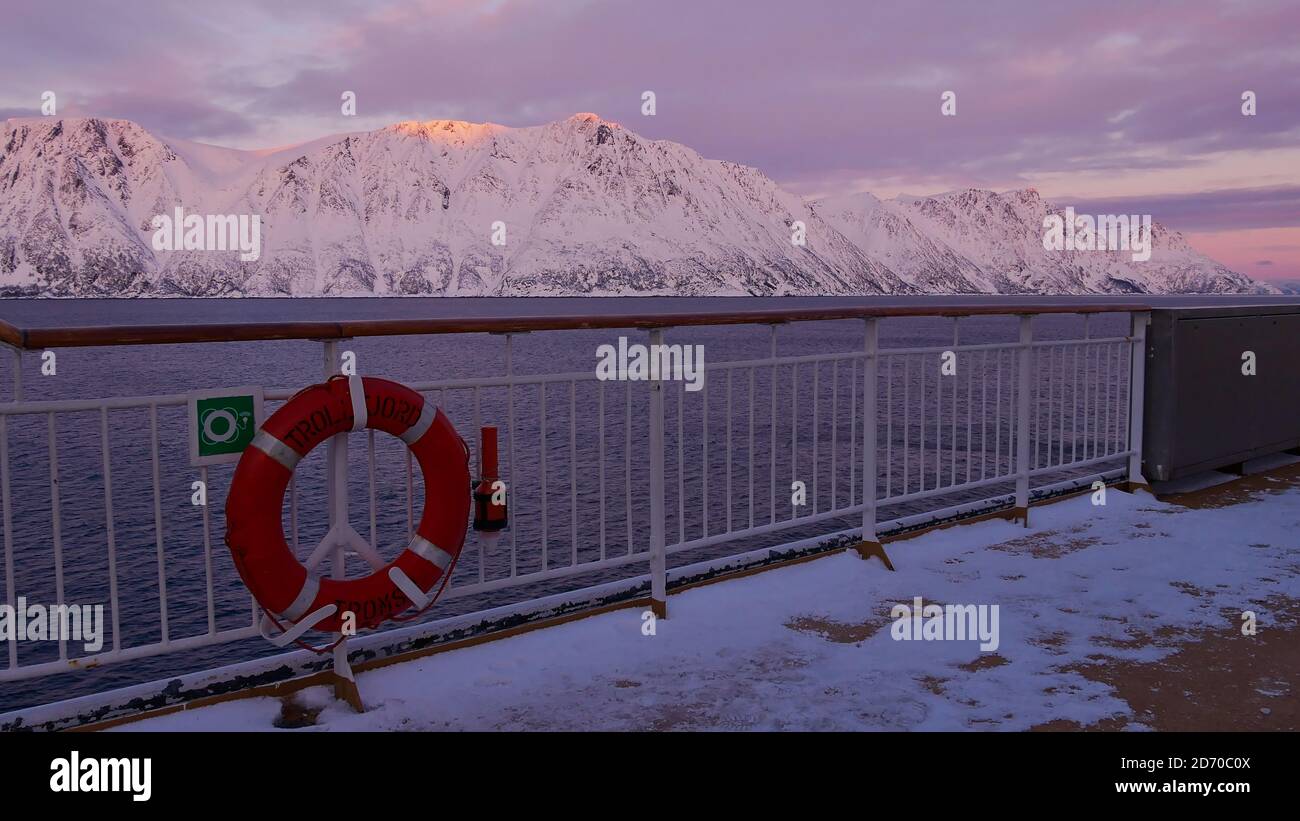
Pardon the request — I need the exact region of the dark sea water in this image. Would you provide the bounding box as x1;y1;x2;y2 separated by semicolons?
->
1;294;1296;712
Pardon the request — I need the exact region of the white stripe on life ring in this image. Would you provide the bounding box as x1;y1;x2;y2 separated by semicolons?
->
348;375;367;432
400;402;438;445
408;534;453;570
280;573;320;622
250;430;301;471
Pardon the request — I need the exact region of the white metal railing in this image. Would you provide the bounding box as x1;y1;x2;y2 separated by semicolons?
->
0;308;1148;694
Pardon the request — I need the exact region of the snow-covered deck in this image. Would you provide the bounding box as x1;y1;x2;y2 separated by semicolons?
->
118;467;1300;731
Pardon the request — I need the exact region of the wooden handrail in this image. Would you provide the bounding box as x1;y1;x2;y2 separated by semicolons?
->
0;302;1152;349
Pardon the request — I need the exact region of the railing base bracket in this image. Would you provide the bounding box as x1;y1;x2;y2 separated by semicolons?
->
1122;481;1151;495
331;638;365;713
1010;506;1030;527
851;540;895;571
332;673;365;713
650;598;667;619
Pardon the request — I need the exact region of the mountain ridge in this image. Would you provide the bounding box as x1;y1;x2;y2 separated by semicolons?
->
0;114;1272;297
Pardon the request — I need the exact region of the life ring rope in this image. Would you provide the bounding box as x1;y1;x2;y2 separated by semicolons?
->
258;604;342;653
387;549;460;622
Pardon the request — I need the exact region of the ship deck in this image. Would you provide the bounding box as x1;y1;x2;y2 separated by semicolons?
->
114;460;1300;732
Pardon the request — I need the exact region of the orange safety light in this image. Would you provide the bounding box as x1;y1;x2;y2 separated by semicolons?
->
472;426;507;534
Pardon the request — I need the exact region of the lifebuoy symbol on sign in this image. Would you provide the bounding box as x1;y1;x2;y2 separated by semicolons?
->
201;406;251;446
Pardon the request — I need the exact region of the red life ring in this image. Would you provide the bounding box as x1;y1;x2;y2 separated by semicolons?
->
225;375;470;633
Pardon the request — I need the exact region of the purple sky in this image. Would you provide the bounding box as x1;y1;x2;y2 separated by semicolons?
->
2;0;1297;278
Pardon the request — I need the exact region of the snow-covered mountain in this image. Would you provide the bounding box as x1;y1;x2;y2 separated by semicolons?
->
0;115;1268;296
812;189;1265;295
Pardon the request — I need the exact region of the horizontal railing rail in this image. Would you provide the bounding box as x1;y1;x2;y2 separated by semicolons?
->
0;302;1148;349
0;304;1150;710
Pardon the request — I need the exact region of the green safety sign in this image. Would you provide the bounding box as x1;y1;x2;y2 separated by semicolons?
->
188;386;264;466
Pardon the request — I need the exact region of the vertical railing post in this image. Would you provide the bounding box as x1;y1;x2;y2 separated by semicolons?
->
852;317;893;569
862;318;878;541
502;332;519;575
321;338;362;711
322;340;344;532
648;327;668;618
1014;315;1033;526
1125;311;1150;492
768;324;778;524
1;346;20;669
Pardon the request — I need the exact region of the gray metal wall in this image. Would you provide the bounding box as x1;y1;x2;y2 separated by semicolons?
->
1144;304;1300;481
